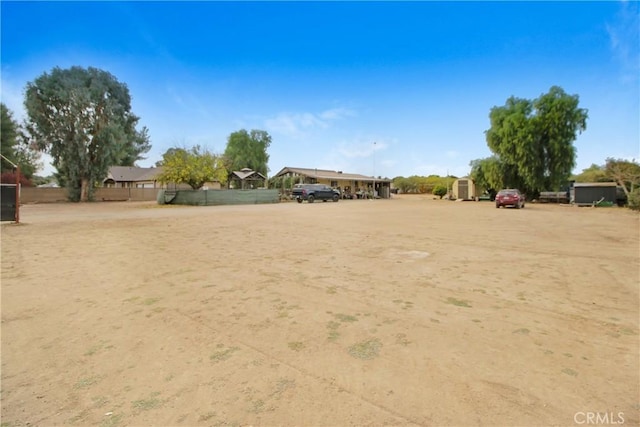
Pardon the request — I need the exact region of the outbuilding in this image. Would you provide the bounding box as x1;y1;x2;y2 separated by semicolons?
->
229;168;267;189
572;182;618;206
451;177;480;200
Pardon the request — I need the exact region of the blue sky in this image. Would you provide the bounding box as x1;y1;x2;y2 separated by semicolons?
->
1;1;638;179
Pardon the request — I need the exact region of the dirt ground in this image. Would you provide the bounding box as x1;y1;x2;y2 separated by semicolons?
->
1;196;638;426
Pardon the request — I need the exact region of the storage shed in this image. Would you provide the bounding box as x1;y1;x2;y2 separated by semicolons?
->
452;178;479;200
572;182;618;205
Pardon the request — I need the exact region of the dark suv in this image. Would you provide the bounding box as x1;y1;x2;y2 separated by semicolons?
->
292;184;340;203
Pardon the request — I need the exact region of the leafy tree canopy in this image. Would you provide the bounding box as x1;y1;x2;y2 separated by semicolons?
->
605;158;640;198
484;86;588;194
1;103;41;181
392;175;453;194
1;103;19;171
571;164;611;183
469;157;504;191
157;146;227;190
24;66;151;201
223;129;271;178
433;185;448;199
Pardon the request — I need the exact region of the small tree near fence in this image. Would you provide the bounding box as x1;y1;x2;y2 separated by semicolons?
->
157;146;227;189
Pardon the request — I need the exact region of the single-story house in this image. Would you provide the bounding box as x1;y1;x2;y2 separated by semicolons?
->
451;177;480;200
103;166;220;190
103;166;164;188
272;166;392;198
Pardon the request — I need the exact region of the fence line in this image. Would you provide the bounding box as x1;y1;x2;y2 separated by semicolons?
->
21;187;161;203
20;188;281;205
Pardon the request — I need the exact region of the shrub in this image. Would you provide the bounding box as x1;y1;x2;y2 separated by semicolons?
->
433;185;447;199
0;171;32;187
628;188;640;211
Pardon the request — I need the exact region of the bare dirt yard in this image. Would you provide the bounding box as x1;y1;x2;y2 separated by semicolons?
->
1;196;638;426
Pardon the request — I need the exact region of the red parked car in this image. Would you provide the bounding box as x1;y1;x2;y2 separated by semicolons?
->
495;189;525;209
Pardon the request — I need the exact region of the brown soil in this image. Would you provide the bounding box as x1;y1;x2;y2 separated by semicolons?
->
1;196;638;426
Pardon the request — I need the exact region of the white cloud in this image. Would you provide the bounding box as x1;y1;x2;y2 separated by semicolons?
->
265;113;308;136
380;159;397;169
0;73;27;121
164;84;213;121
318;107;356;121
166;85;185;107
337;138;386;159
606;1;640;82
264;107;356;137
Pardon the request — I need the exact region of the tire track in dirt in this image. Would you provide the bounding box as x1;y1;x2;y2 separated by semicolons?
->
174;307;428;426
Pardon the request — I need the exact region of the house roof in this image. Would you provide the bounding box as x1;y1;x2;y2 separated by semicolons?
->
573;182;617;187
232;169;266;180
273;166;391;182
104;166;162;183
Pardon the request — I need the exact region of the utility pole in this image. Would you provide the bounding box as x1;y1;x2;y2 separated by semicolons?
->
373;141;376;199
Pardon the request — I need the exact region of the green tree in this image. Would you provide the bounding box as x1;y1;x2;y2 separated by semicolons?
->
223;129;271;181
627;188;640;211
572;164;610;183
605;158;640;199
392;177;414;194
1;103;41;181
407;176;423;193
392;175;453;194
154;147;180;167
12;142;41;181
157;146;227;190
423;175;444;194
269;175;295;191
433;185;447;199
1;103;19;172
32;175;55;186
469;156;509;191
485;86;588;195
24;66;151;201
